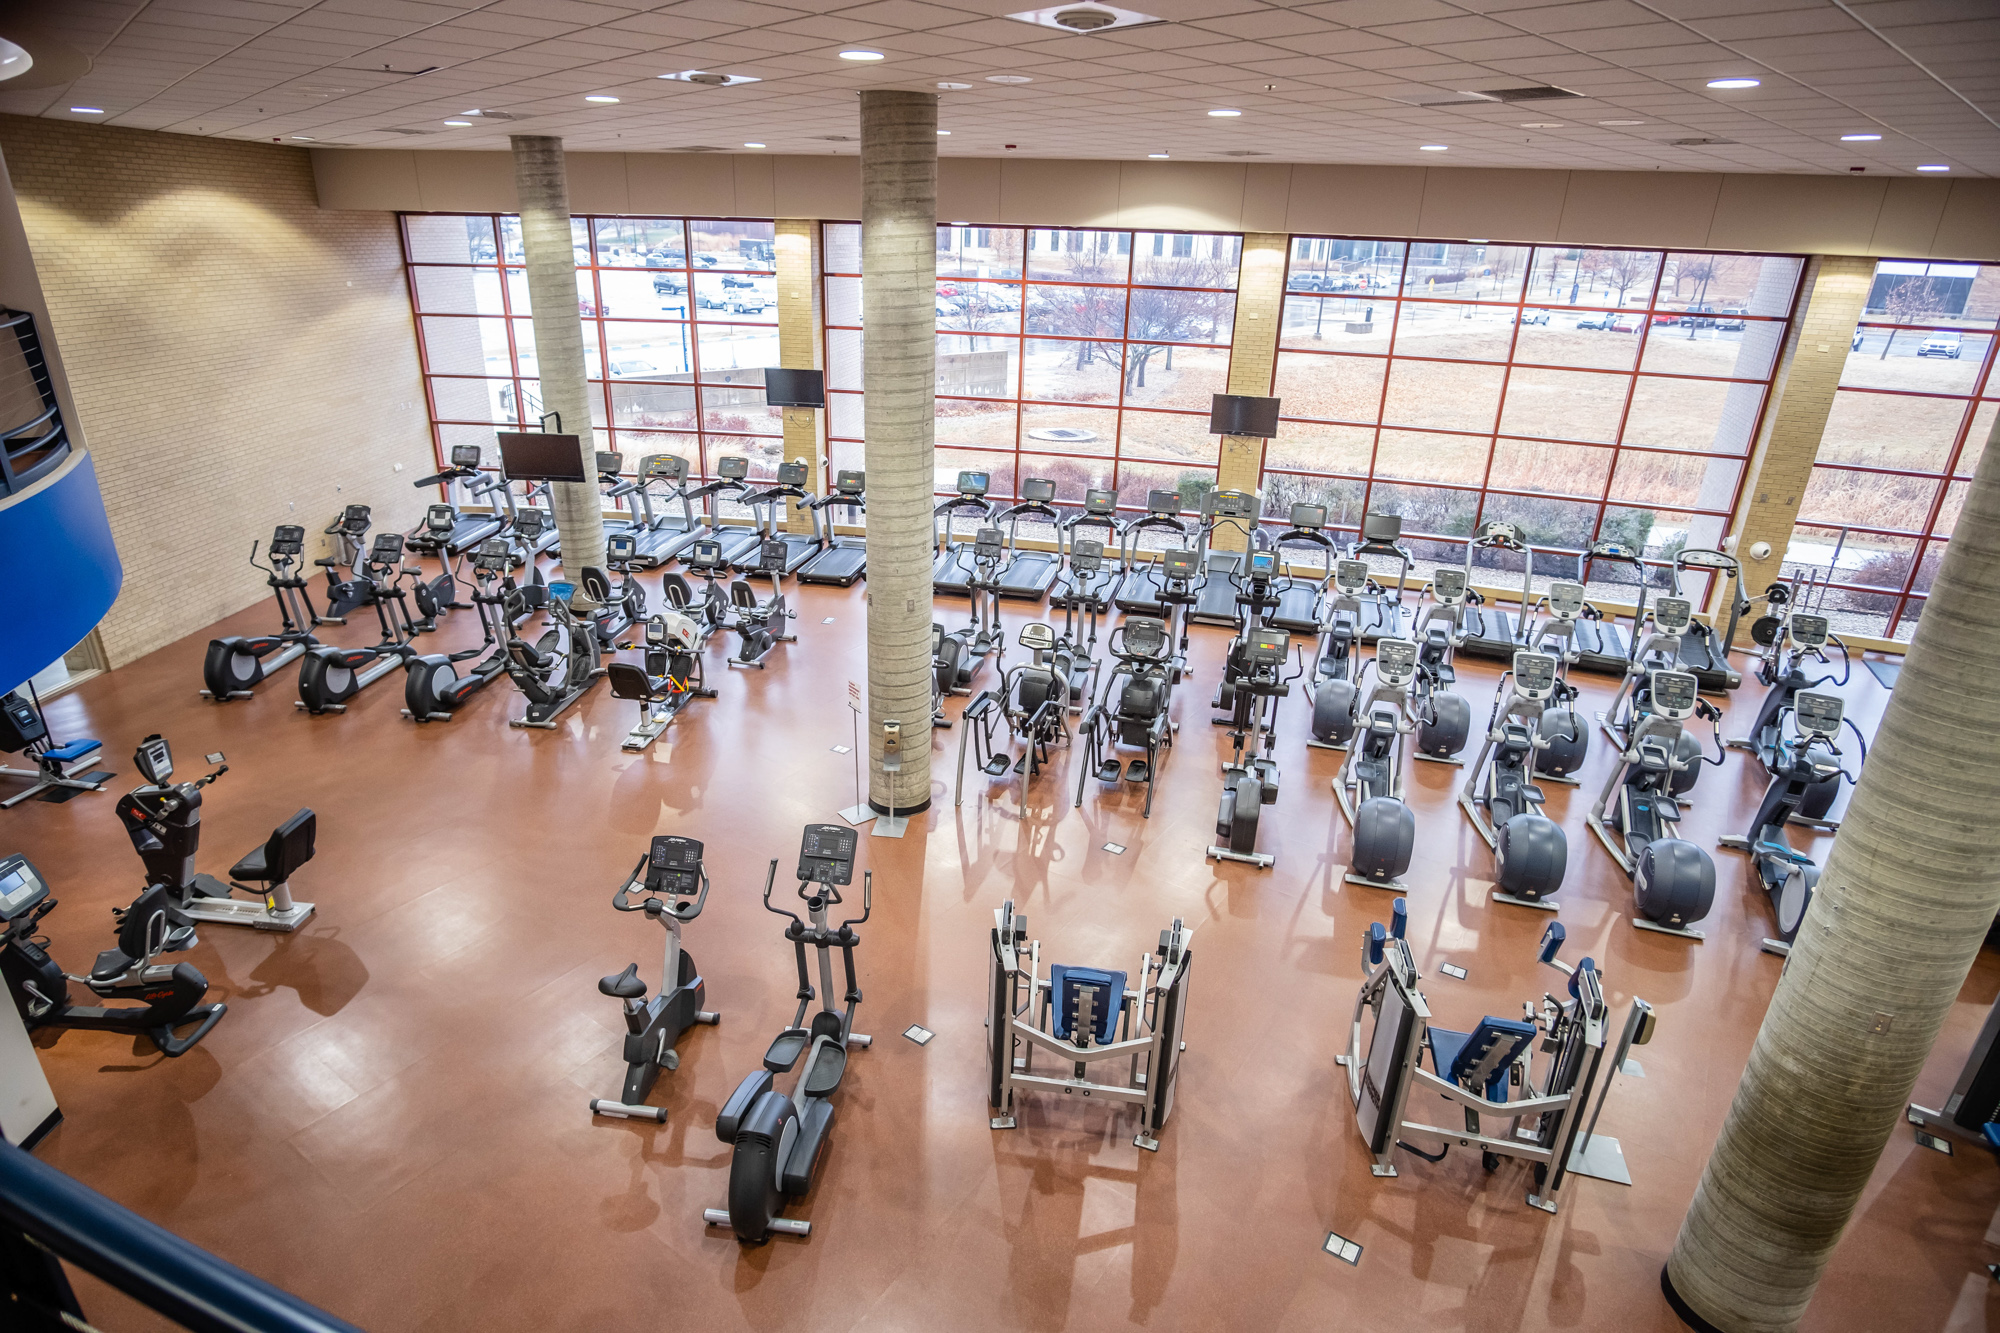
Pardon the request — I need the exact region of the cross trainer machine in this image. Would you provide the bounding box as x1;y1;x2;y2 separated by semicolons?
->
1335;638;1420;889
1307;558;1371;751
1728;585;1848;829
1410;567;1473;764
296;533;422;714
1588;668;1722;939
201;526;323;701
957;623;1071;808
706;825;872;1243
1526;580;1591;784
1458;652;1569;910
986;899;1193;1152
1048;538;1107;710
1336;900;1655;1213
1075;616;1177;817
1598;595;1696;748
589;836;720;1122
402;538;517;722
1051;489;1123;610
1208;551;1297;868
936;527;1006;695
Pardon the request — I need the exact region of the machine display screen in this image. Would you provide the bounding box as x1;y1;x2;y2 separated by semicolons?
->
1247;551;1276;578
370;533;405;562
1548;581;1585;614
474;540;510;571
426;504;454;531
1207;490;1256;518
1375;638;1417;678
1146;491;1181;516
1162;550;1196;578
1653;597;1692;632
836;470;865;493
644;455;687;480
450;444;482;468
717;456;749;480
777;461;808;486
1651;671;1698;712
975;528;1003;557
957;471;989;496
1513;652;1557;692
270;525;305;556
1361;512;1401;543
689;540;723;568
1245;628;1289;665
1795;691;1844;735
1433;568;1465;598
646;836;704;895
608;534;636;560
1085;489;1115;514
0;856;46;917
1071;539;1103;571
1022;478;1056;503
1335;560;1370;591
799;824;858;885
1791;613;1830;648
1290;503;1326;529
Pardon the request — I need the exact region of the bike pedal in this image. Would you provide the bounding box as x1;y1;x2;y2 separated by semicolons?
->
1095;761;1121;783
982;755;1012;777
1126;760;1151;782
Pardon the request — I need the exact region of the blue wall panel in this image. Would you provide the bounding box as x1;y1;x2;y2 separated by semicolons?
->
0;450;122;695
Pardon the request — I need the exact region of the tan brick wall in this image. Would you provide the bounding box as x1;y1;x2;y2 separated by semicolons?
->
1727;255;1874;609
1213;231;1287;552
0;116;432;669
775;217;824;535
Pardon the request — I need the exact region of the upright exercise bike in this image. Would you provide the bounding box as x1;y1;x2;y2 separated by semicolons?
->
589;836;721;1122
314;504;376;624
707;825;872;1243
201;526;323;700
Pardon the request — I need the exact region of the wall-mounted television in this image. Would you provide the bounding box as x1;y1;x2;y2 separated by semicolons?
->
1209;393;1281;438
764;368;826;409
496;431;588;482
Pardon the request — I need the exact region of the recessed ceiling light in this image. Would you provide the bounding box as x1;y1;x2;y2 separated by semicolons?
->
1841;133;1882;142
1706;78;1760;89
1419;144;1448;151
1520;122;1563;129
1006;5;1166;33
659;71;761;86
937;129;950;135
71;107;104;115
1148;151;1169;158
444;120;472;126
291;135;315;141
1208;108;1241;117
743;142;765;148
585;95;620;103
1599;120;1645;126
840;50;886;61
1917;164;1950;171
987;74;1033;83
938;82;972;90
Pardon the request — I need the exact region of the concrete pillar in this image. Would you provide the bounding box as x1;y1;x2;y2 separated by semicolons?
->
859;90;937;814
1210;232;1288;554
1722;256;1873;615
509;135;604;586
1664;408;2000;1331
775;218;824;536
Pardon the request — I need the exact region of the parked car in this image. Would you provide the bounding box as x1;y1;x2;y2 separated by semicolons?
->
724;295;769;315
610;360;661;378
1712;307;1747;331
1918;335;1963;359
721;274;755;290
652;273;686;296
1577;314;1637;332
1515;309;1550;326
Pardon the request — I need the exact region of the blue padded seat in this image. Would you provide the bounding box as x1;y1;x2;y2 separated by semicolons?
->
1050;965;1126;1044
1427;1017;1539;1102
44;739;100;763
1983;1123;2000;1152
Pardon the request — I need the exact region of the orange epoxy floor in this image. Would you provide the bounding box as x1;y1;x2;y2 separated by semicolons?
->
7;566;1996;1332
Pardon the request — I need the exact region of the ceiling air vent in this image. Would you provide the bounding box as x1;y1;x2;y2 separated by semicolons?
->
1220;150;1268;157
672;145;726;152
1475;86;1582;103
466;110;516;122
816;135;856;142
1669;137;1737;147
383;127;432;136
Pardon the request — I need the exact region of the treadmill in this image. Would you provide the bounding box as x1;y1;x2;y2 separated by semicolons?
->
798;470;867;586
933;471;994;596
1268;503;1337;635
1188;489;1263;627
744;460;823;576
1114;490;1195;617
684;455;762;567
1052;488;1123;610
628;454;706;566
1350;511;1414;643
1670;547;1746;691
407;444;505;557
994;476;1063;601
1571;539;1649;675
1457;520;1535;661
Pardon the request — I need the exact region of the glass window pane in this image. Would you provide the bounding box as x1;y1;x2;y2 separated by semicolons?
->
692;272;776;321
1840;329;1989;395
594;219;685;267
1020;403;1116;456
938;280;1021;333
1375;429;1490;485
1640;317;1782;379
938;400;1020;451
1367;481;1479;540
1114;459;1212;511
1026;284;1127;338
1473;492;1600;553
608;430;697;474
1959;402;1994;476
937;448;1017;499
1934;482;1969;539
505;267;530;311
1027;229;1130;283
420;316;511;376
1609;449;1742;512
1514;317;1640;371
1275;352;1387;424
1123;343;1229;412
609;381;697;431
437;422;500;460
429;377;514;424
1031;455;1115;496
1132;232;1241;288
1623;376;1763;455
1382;360;1504;433
938;226;1024;280
823;223;861;274
1128;287;1234;346
825;275;862;328
1489;439;1613;498
406;215;494;264
1262;473;1366;528
1597;506;1725;563
1280;296;1394;353
1393;302;1514;361
1799;466;1938;534
1527;248;1660;311
1268;421;1373;476
1816;390;1966;472
598;268;688;318
578;270;603;316
1022;338;1118;404
1498;367;1627;444
1119;409;1218;467
828;329;863;390
828;391;863;440
1405;243;1530;302
1290;238;1405;292
1863;260;1997;330
696;324;780;377
603;321;693;378
939;334;1019;399
512;319;539;377
499;217;524;264
691;220;775;271
412;266;502;315
1660;253;1802;317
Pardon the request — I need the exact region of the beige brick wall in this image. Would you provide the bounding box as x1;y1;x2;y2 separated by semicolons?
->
1212;231;1287;552
775;217;824;535
0;116;432;669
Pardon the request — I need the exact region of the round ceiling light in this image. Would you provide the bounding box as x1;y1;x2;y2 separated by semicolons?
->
0;38;33;82
687;72;730;86
840;50;885;61
1054;6;1118;29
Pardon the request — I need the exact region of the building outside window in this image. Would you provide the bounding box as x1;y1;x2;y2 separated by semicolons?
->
1788;261;1999;640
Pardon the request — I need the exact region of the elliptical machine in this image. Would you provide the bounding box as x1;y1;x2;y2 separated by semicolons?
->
504;580;604;729
1458;653;1569;911
0;853;227;1057
1719;691;1861;955
936;527;1006;696
402;538;516;722
1727;585;1848;830
1308;558;1371;750
1048;537;1107;710
1075;616;1177;817
588;836;720;1122
1588;668;1722;939
201;526;323;701
706;825;872;1244
1335;638;1420;889
1209;617;1297;870
115;735;317;933
1527;580;1590;784
957;623;1072;808
1411;567;1473;765
1599;595;1697;749
296;532;422;714
606;608;714;753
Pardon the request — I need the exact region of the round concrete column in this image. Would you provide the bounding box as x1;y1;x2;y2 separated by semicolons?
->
859;90;938;815
1665;409;2000;1330
509;135;604;585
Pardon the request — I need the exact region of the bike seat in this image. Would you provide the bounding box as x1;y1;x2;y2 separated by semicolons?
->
90;948;135;982
802;1043;848;1097
599;962;647;1000
764;1028;809;1072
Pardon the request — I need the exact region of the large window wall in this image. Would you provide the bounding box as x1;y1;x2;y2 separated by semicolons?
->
1269;239;1802;598
821;223;1243;531
402;213;785;516
1788;261;1999;640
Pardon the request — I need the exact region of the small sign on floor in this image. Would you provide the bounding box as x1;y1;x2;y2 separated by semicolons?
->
1440;963;1467;980
1322;1231;1363;1265
1914;1130;1953;1155
1103;842;1126;855
904;1024;934;1046
823;617;836;624
832;745;851;754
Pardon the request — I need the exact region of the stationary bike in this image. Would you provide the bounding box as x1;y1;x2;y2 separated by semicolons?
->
0;853;227;1057
402;538;515;722
707;826;872;1244
504;581;604;729
936;527;1006;696
1719;691;1862;955
296;533;422;714
314;504;376;624
115;735;317;933
1074;616;1177;817
727;539;797;668
588;836;721;1122
201;525;323;700
1458;652;1569;910
956;623;1071;808
606;608;715;753
1335;638;1420;889
580;532;647;651
1588;668;1723;938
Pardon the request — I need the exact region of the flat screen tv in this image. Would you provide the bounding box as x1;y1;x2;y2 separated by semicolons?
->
764;368;827;409
1209;393;1281;438
496;431;588;482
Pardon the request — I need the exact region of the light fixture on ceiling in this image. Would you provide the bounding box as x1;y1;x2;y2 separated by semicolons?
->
744;142;765;148
585;94;620;103
1917;164;1950;171
1207;108;1241;117
839;49;885;61
1520;122;1563;129
1840;133;1882;141
1148;151;1168;158
1706;77;1760;89
1599;120;1645;126
1419;144;1448;151
291;135;315;141
1005;4;1164;32
0;38;32;81
659;71;761;86
937;129;950;135
938;82;972;90
70;106;103;114
443;119;472;126
987;74;1033;84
